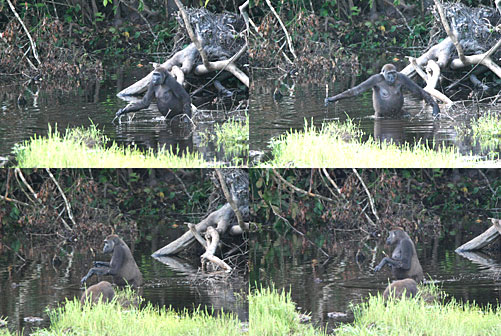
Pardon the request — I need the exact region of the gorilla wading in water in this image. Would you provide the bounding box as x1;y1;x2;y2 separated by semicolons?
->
325;64;440;118
116;66;191;121
81;235;143;287
374;227;424;283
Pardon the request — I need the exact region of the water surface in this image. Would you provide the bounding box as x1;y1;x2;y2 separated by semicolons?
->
250;75;500;160
250;228;501;331
0;230;248;334
0;67;246;164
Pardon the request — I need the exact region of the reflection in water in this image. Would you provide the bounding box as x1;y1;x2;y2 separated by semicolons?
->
0;234;248;334
250;230;501;331
250;76;498;158
0;68;240;163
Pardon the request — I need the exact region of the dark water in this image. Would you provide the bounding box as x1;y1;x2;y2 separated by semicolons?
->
0;231;248;334
0;67;245;164
250;76;500;160
250;228;501;331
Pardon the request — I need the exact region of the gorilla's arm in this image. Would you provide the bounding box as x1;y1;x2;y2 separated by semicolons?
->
325;74;383;106
93;261;110;267
398;73;440;116
117;82;155;116
167;76;191;115
81;267;111;284
109;246;124;275
374;240;413;272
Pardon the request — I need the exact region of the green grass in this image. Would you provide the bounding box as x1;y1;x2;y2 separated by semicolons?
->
14;124;209;168
249;286;327;336
260;120;495;167
335;292;501;336
1;290;244;336
249;284;500;336
215;114;249;155
471;112;501;158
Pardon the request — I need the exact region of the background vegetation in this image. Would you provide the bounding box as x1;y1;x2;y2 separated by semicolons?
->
0;169;217;249
251;169;500;246
0;0;244;78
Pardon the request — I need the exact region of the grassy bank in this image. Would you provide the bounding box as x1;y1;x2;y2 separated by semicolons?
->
14;125;208;168
471;112;501;159
335;294;500;336
260;120;494;167
0;294;243;336
215;114;249;156
249;286;501;336
250;286;326;336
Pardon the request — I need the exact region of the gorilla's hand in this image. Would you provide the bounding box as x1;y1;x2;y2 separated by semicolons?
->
324;97;333;106
374;264;382;272
80;275;89;284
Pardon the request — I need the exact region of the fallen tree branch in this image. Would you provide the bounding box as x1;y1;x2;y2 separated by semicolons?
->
450;38;501;78
152;203;234;256
173;0;210;68
409;58;453;105
455;218;501;252
433;0;467;65
194;44;250;87
401;38;454;77
188;223;207;249
118;44;199;96
215;169;247;232
201;226;232;272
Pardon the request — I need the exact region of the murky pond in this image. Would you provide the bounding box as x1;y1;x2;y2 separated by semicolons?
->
0;229;248;334
250;228;501;331
250;73;500;160
0;67;246;164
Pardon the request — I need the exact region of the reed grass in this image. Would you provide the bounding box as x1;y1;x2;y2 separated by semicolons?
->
14;124;208;168
249;285;327;336
7;288;244;336
262;120;489;167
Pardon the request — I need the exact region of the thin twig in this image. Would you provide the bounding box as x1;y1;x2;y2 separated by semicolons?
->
321;168;376;227
119;0;157;40
352;169;380;223
14;168;42;204
168;169;192;199
267;200;329;258
6;0;41;68
265;0;297;61
0;195;31;207
478;170;495;195
272;168;334;202
45;169;75;230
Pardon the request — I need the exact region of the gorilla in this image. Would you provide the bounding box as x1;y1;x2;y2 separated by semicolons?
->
382;278;418;300
80;281;115;305
325;64;440;118
81;234;143;287
374;227;424;283
116;66;191;119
